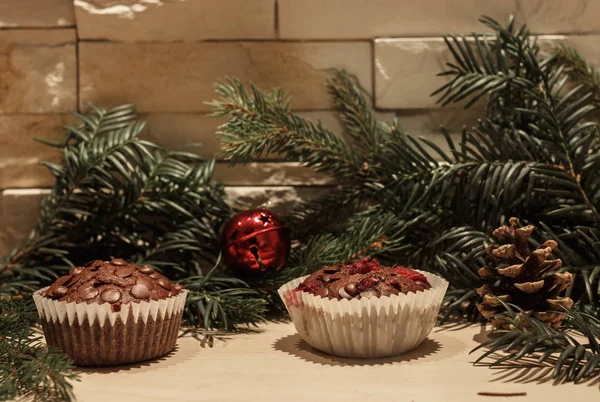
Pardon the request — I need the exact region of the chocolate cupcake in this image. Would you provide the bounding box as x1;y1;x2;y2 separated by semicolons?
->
33;259;188;366
278;257;448;358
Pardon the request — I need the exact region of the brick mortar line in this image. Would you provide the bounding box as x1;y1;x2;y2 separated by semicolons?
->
274;0;280;39
0;26;75;30
75;18;81;113
73;32;600;45
1;185;335;193
0;113;73;117
76;38;372;44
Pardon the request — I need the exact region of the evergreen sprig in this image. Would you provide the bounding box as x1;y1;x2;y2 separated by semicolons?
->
550;44;600;102
472;302;600;383
209;80;363;180
180;257;268;331
0;299;77;401
211;15;600;382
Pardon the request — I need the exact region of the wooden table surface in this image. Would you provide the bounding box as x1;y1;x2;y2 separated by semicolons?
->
73;321;598;401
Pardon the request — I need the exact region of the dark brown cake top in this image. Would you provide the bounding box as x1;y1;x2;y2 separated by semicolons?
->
43;259;184;305
295;257;431;300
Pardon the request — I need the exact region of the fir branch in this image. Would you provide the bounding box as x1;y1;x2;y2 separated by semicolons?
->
286;206;437;279
180;261;267;330
551;44;600;102
432;15;541;109
284;187;365;241
472;302;600;383
0;299;77;401
210;79;364;181
0;104;231;287
426;226;489;322
433;16;598;177
327;70;383;155
292;207;404;273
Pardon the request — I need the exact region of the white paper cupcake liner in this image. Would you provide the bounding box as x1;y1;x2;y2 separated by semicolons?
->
278;271;448;358
33;288;188;366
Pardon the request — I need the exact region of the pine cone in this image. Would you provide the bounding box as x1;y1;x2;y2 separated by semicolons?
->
476;217;573;329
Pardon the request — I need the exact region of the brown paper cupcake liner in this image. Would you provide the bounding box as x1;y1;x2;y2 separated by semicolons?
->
33;288;188;366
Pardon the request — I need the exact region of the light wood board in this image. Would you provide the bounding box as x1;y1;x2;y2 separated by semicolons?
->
72;322;599;401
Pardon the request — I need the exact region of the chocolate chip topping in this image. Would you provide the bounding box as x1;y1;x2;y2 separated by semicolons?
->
139;265;154;275
157;278;171;290
295;257;431;300
80;287;98;300
55;275;70;286
136;276;155;290
115;267;133;278
101;288;121;303
344;283;359;297
68;274;83;286
69;267;84;276
131;284;151;299
43;259;185;305
86;260;103;269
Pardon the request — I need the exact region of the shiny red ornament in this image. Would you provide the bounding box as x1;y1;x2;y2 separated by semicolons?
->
220;208;290;275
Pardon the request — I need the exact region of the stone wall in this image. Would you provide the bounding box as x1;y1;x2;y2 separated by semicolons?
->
1;0;599;253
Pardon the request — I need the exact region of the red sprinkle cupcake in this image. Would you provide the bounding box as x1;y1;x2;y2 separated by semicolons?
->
278;257;448;358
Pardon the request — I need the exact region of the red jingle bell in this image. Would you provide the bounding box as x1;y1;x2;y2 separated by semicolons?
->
220;208;290;275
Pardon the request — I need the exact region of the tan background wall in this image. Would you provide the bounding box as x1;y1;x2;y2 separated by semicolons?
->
1;0;599;254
